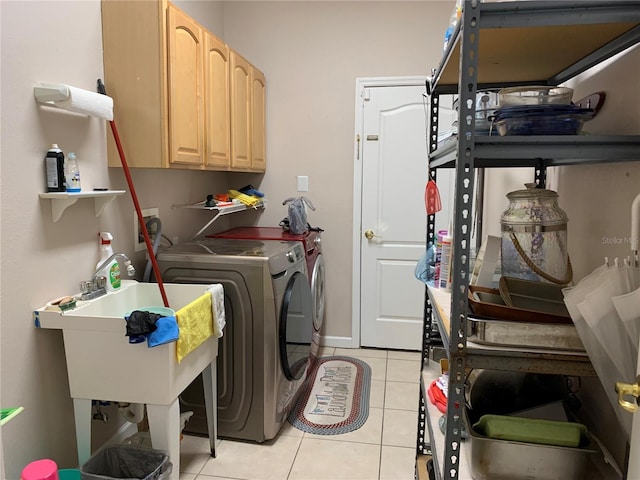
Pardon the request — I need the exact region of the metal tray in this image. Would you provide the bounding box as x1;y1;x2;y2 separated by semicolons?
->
469;285;572;324
469;315;584;351
499;276;570;317
465;408;597;480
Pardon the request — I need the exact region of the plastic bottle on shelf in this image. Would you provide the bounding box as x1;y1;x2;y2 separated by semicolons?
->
96;232;121;292
44;144;66;192
439;234;453;291
434;229;448;286
443;0;463;51
65;152;81;192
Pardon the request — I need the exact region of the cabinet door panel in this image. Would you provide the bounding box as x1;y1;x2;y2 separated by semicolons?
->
167;4;204;166
205;33;230;169
251;68;266;172
230;51;252;171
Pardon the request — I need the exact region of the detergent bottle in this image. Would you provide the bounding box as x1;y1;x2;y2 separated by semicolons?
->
97;232;121;291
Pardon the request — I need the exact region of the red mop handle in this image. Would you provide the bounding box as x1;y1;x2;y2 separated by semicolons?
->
98;79;169;307
107;120;170;308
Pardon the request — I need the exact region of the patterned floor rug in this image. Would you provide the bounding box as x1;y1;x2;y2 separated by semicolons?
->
287;356;371;435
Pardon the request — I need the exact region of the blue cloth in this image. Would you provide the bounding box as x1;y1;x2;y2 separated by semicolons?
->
147;316;179;348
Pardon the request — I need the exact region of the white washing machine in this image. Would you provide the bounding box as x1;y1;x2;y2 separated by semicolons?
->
156;238;313;442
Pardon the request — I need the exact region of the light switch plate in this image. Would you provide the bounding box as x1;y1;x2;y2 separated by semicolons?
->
297;175;309;192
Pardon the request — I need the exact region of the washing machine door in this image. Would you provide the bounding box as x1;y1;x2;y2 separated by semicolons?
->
279;271;314;380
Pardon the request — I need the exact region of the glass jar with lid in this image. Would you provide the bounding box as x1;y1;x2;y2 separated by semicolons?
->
500;183;572;285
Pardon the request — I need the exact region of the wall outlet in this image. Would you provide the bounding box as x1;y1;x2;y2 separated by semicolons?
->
134;208;159;252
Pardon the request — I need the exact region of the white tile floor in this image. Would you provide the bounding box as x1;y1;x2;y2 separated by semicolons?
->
178;347;422;480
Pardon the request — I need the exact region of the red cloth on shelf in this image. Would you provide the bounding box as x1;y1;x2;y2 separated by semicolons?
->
428;380;447;413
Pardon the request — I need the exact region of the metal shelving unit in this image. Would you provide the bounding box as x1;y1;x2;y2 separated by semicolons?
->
416;2;640;479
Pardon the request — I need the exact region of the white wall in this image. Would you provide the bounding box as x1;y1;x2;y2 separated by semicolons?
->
222;1;454;341
557;45;640;282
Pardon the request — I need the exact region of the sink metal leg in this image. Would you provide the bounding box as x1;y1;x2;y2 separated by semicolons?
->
202;360;218;457
73;398;92;467
147;399;180;480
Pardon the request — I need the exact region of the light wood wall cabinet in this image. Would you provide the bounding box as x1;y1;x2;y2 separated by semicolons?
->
251;67;267;172
205;33;231;169
167;4;205;167
230;50;266;172
101;0;263;172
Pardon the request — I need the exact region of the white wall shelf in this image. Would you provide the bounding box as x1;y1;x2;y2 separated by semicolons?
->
173;201;265;239
40;190;126;222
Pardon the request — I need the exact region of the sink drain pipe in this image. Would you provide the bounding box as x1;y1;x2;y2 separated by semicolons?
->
118;402;145;424
97;79;169;308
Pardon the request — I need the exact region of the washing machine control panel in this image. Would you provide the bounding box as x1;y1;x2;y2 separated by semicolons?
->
267;242;305;275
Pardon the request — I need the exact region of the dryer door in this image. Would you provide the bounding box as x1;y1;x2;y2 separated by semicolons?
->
311;253;325;332
279;271;314;380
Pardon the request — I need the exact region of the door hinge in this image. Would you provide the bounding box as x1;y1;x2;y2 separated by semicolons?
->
356;134;360;160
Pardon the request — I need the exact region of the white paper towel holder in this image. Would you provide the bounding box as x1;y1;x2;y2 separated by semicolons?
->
33;83;70;103
33;82;114;121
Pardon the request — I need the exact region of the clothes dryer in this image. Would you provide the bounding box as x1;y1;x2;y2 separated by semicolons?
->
210;227;325;361
156;238;313;442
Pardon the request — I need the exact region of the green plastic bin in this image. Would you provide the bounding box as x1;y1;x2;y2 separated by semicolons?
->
473;414;587;447
58;469;81;480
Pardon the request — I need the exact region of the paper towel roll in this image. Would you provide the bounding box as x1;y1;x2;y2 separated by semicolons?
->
53;85;114;121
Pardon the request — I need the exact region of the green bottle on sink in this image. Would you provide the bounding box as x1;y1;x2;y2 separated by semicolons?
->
97;232;121;292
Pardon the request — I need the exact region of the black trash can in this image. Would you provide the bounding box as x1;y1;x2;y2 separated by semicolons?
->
80;444;172;480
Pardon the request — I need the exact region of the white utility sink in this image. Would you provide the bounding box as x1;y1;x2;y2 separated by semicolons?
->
34;280;219;479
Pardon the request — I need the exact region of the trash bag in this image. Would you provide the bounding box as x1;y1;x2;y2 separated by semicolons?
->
282;196;315;234
80;444;171;480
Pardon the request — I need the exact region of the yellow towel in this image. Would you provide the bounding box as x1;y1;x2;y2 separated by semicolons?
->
175;292;213;364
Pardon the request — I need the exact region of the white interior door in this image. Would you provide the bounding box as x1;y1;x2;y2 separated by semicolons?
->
358;84;453;350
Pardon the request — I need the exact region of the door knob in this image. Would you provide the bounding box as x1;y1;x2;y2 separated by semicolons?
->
364;229;380;240
615;376;640;413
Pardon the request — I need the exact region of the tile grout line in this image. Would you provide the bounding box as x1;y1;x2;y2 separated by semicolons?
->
377;354;388;480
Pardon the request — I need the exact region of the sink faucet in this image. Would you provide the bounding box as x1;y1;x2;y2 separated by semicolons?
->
80;253;136;300
92;253;136;282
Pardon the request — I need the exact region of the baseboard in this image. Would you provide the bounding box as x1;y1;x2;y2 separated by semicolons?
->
321;335;357;349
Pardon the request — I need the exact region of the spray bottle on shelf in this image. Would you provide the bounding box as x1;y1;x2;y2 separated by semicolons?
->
97;232;121;292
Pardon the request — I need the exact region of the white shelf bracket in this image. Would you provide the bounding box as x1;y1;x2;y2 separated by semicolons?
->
191;212;223;240
40;191;126;222
33;83;70;102
94;195;118;218
50;196;80;222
